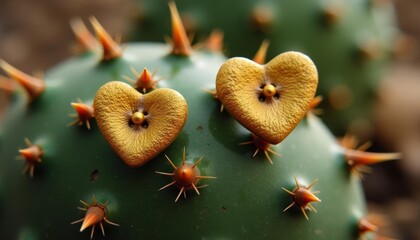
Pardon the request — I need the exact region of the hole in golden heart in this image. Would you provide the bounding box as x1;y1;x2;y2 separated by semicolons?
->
128;110;149;129
257;83;282;102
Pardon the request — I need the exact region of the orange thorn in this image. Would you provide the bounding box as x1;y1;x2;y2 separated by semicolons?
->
344;149;401;166
205;30;224;52
307;95;323;115
80;206;105;232
0;60;45;101
135;68;158;93
340;134;399;177
69;101;95;129
18;138;43;178
359;218;378;236
70;18;98;54
72;196;119;238
156;148;215;202
294;188;321;206
0;76;16;92
253;40;270;64
283;176;321;219
169;1;192;56
19;146;42;164
89;17;122;61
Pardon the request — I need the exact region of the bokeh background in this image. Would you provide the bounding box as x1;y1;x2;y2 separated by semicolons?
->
0;0;419;239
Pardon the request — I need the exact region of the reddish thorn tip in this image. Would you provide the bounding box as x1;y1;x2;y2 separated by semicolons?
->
0;60;45;100
205;30;224;52
70;18;98;54
253;40;270;64
345;149;401;167
89;17;122;61
169;1;192;56
80;206;105;232
358;218;378;235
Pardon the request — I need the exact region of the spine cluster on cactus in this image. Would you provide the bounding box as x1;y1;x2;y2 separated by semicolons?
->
0;2;400;240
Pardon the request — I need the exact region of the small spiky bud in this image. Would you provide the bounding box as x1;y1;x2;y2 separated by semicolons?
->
17;138;43;178
205;30;224;52
80;206;105;232
240;134;281;164
70;18;99;54
0;60;45;101
344;149;401;167
340;134;401;177
169;1;192;56
282;176;321;220
135;68;158;93
72;196;119;239
68;100;95;130
156;148;216;202
89;17;122;61
123;67;159;93
253;40;270;64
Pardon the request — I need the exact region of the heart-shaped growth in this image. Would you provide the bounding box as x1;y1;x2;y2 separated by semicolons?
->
94;81;187;167
216;51;318;144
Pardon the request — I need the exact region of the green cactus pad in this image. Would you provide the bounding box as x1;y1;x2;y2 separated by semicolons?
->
0;43;371;239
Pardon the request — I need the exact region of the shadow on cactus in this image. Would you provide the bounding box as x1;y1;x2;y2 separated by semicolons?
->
0;2;400;240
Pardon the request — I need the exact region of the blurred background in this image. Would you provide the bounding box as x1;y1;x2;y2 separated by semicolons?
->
0;0;419;239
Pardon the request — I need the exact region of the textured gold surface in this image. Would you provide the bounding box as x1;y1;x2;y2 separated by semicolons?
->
94;81;187;167
216;51;318;144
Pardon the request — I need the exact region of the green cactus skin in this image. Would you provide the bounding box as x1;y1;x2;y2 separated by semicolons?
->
0;42;373;239
132;0;397;138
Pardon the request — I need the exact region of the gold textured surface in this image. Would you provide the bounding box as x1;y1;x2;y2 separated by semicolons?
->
216;51;318;144
94;81;187;167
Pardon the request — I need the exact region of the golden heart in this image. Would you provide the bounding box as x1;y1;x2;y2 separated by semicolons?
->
94;81;187;167
216;51;318;144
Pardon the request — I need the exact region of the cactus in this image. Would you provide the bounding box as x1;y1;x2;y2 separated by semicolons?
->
131;0;397;138
0;3;399;240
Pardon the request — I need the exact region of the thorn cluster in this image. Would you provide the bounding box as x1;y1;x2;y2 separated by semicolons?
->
123;67;159;93
89;17;122;61
156;148;216;202
68;99;95;130
70;18;99;54
240;134;281;164
0;60;45;101
71;195;119;239
340;134;401;178
282;176;321;220
17;138;43;178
